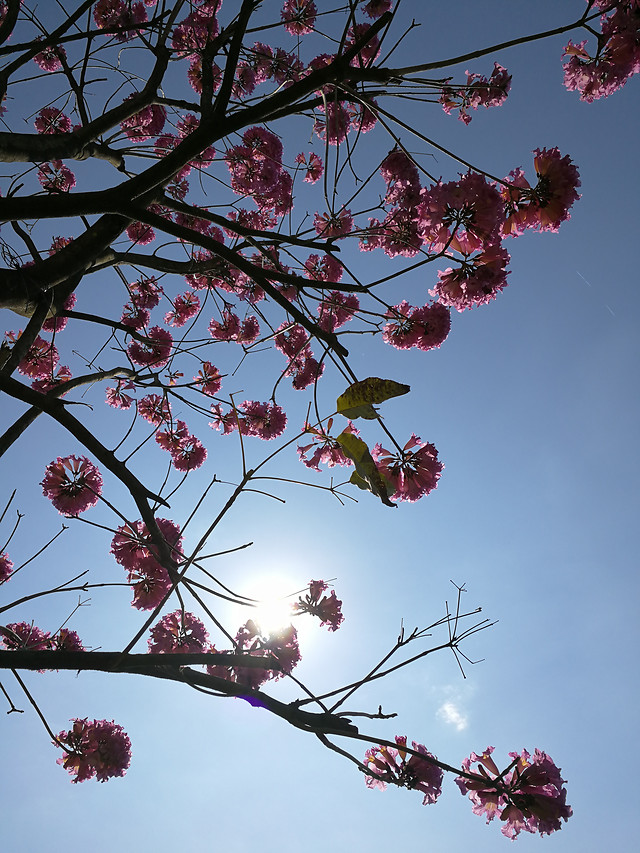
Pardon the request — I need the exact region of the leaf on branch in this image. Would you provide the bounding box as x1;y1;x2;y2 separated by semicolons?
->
336;431;396;508
336;377;410;420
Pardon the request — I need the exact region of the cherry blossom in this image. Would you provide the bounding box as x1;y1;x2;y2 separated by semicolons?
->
364;736;444;805
105;380;136;410
430;244;511;312
33;44;67;72
5;331;59;379
56;719;131;782
52;628;85;652
111;518;182;610
138;393;172;425
41;455;103;515
148;611;209;653
456;747;573;839
93;0;148;42
193;362;222;396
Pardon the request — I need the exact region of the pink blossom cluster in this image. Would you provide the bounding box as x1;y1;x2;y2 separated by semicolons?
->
42;293;76;333
207;619;301;690
373;435;443;502
137;393;172;424
37;159;76;192
1;622;84;654
156;419;207;472
292;579;344;631
382;301;451;351
31;365;73;395
456;747;573;839
127;325;173;368
225;126;293;216
148;610;209;653
0;551;13;583
34;107;72;134
563;1;640;101
210;400;287;440
105;379;136;410
360;150;422;258
164;291;201;327
111;518;183;610
93;0;148;42
295;151;323;183
281;0;317;36
5;330;59;380
172;1;220;58
274;322;324;390
440;63;512;124
364;736;444;805
33;44;67;72
209;309;260;344
56;718;131;782
193;361;222;396
41;455;103;515
120;100;166;141
297;419;358;470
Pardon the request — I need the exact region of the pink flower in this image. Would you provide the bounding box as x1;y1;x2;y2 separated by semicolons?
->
127;326;173;368
52;628;85;651
0;552;13;583
382;301;451;351
170;434;207;472
209;310;260;344
440;63;511;124
372;435;443;502
317;291;359;331
164;291;201;327
193;362;222;396
347;23;380;66
295;151;324;183
234;620;301;688
37;160;76;192
130;276;162;309
172;6;219;57
313;101;350;146
314;208;353;237
120;101;166;141
111;518;182;610
42;293;76;332
500;148;581;236
298;418;358;471
93;0;148;42
1;622;50;650
456;747;573;839
34;107;72;134
148;611;209;653
241;400;287;439
304;253;343;283
41;455;103;515
105;379;136;410
8;332;60;379
31;365;73;394
292;579;344;631
281;0;317;36
361;0;392;19
138;393;171;425
430;244;510;312
125;220;155;245
417;172;505;253
364;736;443;805
56;719;131;782
34;44;67;72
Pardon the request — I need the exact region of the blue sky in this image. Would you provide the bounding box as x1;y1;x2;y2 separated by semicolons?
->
1;2;639;850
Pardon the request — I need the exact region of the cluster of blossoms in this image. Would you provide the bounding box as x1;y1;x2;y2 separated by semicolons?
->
156;419;207;472
4;330;61;382
563;0;640;101
364;736;444;805
111;518;183;610
297;419;358;470
148;610;209;654
440;63;512;123
373;435;443;503
207;619;301;690
56;719;131;783
210;400;287;440
225;126;292;216
41;456;103;516
0;552;13;583
274;322;324;390
382;301;451;351
456;747;573;839
1;622;84;655
292;579;344;631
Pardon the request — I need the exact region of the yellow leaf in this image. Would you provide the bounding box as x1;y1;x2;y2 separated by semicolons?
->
336;377;410;420
337;431;396;507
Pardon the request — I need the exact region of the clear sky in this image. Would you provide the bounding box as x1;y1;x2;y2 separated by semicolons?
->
1;2;638;851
